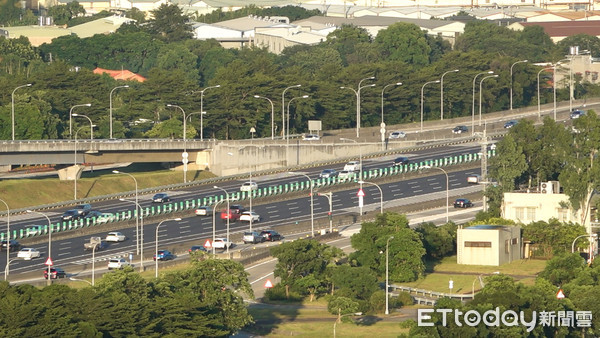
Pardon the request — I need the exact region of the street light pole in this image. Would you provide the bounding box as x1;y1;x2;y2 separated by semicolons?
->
537;67;553;120
479;75;498;126
213;186;231;253
199;85;220;141
0;199;10;280
385;235;394;315
340;138;362;215
317;192;333;233
120;198;144;271
167;104;188;183
333;312;362;338
472;71;493;134
440;69;459;120
27;210;52;286
358;180;383;214
287;95;309;140
69;103;92;138
381;82;402;150
91;242;99;286
282;85;301;139
11;83;32;141
74;125;95;200
253;95;275;139
289;172;314;237
572;234;598;253
341;76;375;138
109;85;129;139
420;166;449;223
510;60;528;110
114;171;139;254
420;80;440;133
72;113;94;140
211;198;229;255
155;218;181;278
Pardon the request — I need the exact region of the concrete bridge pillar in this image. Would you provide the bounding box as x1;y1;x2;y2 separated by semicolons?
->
57;165;83;181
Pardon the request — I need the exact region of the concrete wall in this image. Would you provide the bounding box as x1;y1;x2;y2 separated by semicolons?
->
502;191;583;225
457;226;522;266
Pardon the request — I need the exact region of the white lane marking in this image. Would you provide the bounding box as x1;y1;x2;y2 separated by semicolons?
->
251;272;274;285
245;258;277;271
414;189;423;193
407;181;419;185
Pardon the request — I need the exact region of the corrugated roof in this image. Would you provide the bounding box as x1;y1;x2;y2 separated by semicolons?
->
214;15;287;30
93;68;146;82
202;0;292;6
520;20;600;37
293;15;457;30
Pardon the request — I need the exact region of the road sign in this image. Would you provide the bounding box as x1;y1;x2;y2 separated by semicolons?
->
264;279;273;288
45;257;53;266
556;289;565;299
357;188;365;197
358;196;364;208
204;239;212;249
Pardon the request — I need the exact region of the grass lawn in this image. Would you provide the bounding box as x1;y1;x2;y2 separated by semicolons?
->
0;163;215;209
401;256;547;293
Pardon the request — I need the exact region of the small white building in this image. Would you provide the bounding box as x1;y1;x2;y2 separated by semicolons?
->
457;225;522;266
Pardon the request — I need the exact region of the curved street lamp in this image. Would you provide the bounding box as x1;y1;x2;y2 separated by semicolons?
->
510;60;528;110
119;198;144;271
385;235;394;315
155;218;181;278
166;104;188;183
471;71;493;133
213;186;231;253
69;103;92;138
113;171;139;254
282;85;301;139
199;85;220;141
72;113;94;140
537;66;553;120
26;210;52;286
0;199;10;280
11;83;32;141
253;95;275;139
287;95;309;140
288;172;314;237
479;75;499;126
420;80;440;132
341;76;376;138
420;165;449;223
109;85;129;139
440;69;459;120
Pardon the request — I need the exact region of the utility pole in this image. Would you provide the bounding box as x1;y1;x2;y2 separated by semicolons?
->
480;125;488;212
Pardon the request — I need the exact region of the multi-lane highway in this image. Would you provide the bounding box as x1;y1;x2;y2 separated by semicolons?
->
1;141;486;281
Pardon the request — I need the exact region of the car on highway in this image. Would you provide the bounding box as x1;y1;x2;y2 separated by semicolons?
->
240;181;258;192
452;125;468;134
467;174;481;184
302;134;320;141
343;161;361;172
95;212;116;224
26;225;44;236
153;250;175;261
1;239;20;252
61;209;83;222
105;232;126;242
319;169;337;178
17;248;41;260
240;211;261;222
389;131;406;139
44;267;67;279
73;204;92;216
243;232;265;244
338;170;356;180
261;230;282;241
213;238;233;249
454;198;473;208
107;258;131;270
220;205;246;222
504;120;518;129
152;193;171;203
570;110;585;119
189;245;208;253
195;206;213;216
84;210;103;221
392;157;410;166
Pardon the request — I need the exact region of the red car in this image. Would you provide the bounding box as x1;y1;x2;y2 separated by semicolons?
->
220;205;246;223
44;267;66;279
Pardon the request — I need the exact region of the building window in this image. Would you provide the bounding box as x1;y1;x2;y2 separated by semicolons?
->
557;208;569;222
505;239;509;254
515;207;525;220
527;207;536;220
465;241;492;248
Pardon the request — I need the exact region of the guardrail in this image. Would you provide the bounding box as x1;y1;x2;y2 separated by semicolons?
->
390;284;475;304
0;149;495;242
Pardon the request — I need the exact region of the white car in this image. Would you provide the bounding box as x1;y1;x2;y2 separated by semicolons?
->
240;211;261;222
17;248;41;260
240;181;258;192
96;213;116;224
467;174;481;184
302;134;320;141
195;206;213;216
343;161;361;172
105;232;126;242
212;238;233;249
338;170;356;180
107;258;131;270
389;131;406;139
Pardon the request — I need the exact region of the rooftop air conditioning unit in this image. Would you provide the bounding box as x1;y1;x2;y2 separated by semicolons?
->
541;181;553;194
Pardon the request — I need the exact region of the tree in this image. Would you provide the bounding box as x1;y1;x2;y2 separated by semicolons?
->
374;22;431;66
327;296;359;321
489;133;528;191
557;34;600;58
271;239;338;298
47;1;86;25
414;222;456;260
539;253;587;286
331;265;378;301
325;24;373;65
147;4;193;42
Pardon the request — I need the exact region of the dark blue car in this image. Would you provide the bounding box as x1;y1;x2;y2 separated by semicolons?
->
153;250;175;261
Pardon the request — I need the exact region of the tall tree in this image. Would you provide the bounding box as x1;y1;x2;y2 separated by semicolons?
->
147;4;193;42
489;133;528;191
374;22;431;66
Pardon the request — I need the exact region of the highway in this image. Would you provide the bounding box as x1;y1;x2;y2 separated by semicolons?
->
1;141;485;282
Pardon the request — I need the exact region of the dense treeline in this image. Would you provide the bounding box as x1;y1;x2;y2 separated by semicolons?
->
0;256;252;337
2;4;600;140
